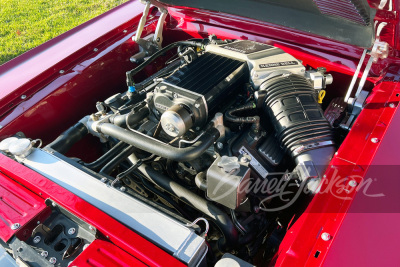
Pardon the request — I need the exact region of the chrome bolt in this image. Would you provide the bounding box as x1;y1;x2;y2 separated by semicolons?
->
216;142;223;150
120;186;126;192
59;70;64;74
348;180;358;187
93;48;98;52
240;156;249;163
334;152;338;155
194;103;200;109
21;95;27;99
33;236;41;244
37;221;41;225
173;93;178;98
195;127;200;131
123;30;127;33
11;223;20;230
89;225;95;231
321;232;331;241
68;227;76;235
101;177;107;183
389;103;396;108
371;137;379;143
49;257;57;264
41;251;48;258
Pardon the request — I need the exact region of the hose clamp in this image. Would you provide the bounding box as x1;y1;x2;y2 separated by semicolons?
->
292;140;335;157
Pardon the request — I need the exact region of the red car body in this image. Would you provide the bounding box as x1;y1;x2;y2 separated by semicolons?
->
0;0;399;266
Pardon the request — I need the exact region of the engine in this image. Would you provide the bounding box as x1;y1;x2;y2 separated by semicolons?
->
0;38;336;265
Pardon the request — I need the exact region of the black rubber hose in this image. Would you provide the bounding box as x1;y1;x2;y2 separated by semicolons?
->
225;102;260;132
46;121;88;154
99;145;136;176
82;141;128;171
128;153;239;250
95;123;220;162
259;74;335;177
109;106;149;128
195;172;207;191
126;39;207;87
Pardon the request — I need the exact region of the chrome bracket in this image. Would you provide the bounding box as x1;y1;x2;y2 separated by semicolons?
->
131;1;168;63
133;1;151;42
344;40;389;106
153;8;168;48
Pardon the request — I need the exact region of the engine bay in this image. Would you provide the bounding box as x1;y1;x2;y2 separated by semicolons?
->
1;37;362;266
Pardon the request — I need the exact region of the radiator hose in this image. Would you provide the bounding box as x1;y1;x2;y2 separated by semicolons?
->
127;153;239;250
257;74;335;180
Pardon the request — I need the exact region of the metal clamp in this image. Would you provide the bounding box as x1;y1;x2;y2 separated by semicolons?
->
186;217;209;237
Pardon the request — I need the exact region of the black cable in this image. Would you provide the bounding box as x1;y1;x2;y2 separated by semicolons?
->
82;141;128;171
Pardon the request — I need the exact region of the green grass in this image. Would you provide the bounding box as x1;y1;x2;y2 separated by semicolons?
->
0;0;129;65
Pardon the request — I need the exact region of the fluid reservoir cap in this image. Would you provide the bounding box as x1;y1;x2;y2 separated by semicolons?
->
218;156;240;173
0;137;19;152
9;138;33;157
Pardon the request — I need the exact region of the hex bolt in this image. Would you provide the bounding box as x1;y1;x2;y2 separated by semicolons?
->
216;142;223;150
89;225;95;231
371;137;379;143
93;48;98;52
11;223;20;230
173;93;179;98
194;103;200;109
100;177;107;183
389;103;396;108
240;156;249;163
33;236;41;244
41;251;48;258
68;228;76;235
120;186;126;192
21;95;27;99
49;257;57;264
321;232;331;241
123;30;127;33
348;180;358;187
59;70;65;74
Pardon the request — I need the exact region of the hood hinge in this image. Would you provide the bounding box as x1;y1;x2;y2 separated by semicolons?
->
340;39;389;130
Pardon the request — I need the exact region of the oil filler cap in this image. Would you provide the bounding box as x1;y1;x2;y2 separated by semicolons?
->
8;138;33;157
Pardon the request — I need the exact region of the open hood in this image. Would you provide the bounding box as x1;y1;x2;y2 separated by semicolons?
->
156;0;377;48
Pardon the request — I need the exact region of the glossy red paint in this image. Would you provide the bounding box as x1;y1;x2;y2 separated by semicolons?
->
0;172;47;242
71;239;148;267
0;155;185;267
